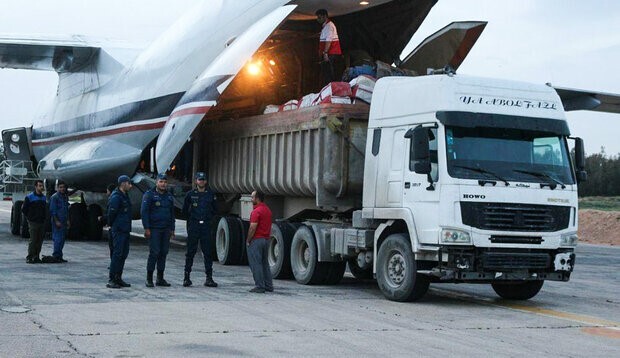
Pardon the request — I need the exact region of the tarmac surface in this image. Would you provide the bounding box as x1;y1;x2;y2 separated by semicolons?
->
0;201;619;357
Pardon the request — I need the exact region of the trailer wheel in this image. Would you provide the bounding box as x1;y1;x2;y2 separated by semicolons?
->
291;225;330;285
20;213;30;238
269;222;295;279
86;204;103;241
492;281;544;300
347;257;373;280
324;261;347;285
10;201;23;236
216;217;242;265
376;233;429;302
235;217;249;265
68;203;87;241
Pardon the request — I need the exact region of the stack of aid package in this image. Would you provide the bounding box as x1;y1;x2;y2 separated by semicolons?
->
311;82;353;105
349;75;376;104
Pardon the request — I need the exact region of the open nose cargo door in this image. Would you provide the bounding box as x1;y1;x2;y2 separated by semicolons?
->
155;4;297;172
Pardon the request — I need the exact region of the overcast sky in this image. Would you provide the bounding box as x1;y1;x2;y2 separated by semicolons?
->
0;0;619;155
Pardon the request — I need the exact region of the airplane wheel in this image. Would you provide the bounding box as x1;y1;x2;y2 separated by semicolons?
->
68;203;87;240
10;201;23;236
86;204;103;241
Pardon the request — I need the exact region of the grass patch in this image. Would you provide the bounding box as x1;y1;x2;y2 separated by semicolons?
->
579;196;620;211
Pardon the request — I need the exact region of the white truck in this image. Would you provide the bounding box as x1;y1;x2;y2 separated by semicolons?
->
197;73;584;302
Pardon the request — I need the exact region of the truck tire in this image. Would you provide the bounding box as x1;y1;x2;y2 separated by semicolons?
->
20;213;30;238
68;203;87;241
291;225;330;285
210;215;221;262
491;281;544;300
347;257;373;280
324;261;347;285
10;201;23;236
269;222;295;279
86;204;103;241
216;216;242;265
235;217;249;265
376;233;430;302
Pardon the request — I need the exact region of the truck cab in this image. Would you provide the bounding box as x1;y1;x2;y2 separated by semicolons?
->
362;74;584;301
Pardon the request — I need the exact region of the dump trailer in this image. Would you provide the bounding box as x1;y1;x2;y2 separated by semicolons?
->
192;73;586;302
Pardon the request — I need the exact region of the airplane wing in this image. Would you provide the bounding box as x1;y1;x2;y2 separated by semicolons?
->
400;21;487;74
155;5;298;172
553;86;620;114
0;34;99;72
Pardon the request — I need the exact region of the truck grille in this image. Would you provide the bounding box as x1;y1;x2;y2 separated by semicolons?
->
481;252;550;270
461;202;570;232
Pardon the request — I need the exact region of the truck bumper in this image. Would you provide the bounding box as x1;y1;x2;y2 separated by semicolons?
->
427;247;575;283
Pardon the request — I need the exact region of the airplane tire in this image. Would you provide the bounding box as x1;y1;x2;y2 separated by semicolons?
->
10;201;23;236
86;204;103;241
68;203;87;241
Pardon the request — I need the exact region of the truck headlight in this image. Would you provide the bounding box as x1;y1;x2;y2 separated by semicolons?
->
441;229;471;244
560;234;578;247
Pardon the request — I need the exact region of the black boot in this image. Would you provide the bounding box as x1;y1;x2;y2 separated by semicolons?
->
107;274;121;289
204;273;218;287
146;271;154;287
156;271;171;287
116;274;131;288
183;272;192;287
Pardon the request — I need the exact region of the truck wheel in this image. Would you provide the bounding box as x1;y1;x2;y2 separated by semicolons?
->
376;233;430;302
10;201;23;236
86;205;103;241
68;203;87;241
20;213;30;238
325;261;347;285
347;257;373;280
216;217;242;265
210;215;221;262
492;281;544;300
291;225;330;285
235;218;249;265
269;222;295;279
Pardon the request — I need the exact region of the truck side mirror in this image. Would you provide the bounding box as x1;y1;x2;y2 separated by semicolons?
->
574;137;587;183
405;126;431;175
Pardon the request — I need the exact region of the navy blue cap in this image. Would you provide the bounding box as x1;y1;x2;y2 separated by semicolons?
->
157;173;168;180
117;175;131;184
195;172;206;180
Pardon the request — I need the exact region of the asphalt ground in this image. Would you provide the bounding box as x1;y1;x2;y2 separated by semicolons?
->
0;202;618;357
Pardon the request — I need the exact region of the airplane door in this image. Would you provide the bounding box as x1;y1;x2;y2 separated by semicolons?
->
402;126;440;244
155;5;296;172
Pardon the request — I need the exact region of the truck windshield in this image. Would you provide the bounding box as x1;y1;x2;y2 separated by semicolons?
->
445;126;575;185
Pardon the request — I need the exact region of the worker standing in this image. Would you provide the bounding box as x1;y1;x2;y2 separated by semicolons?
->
22;180;47;264
316;8;344;85
141;174;175;287
246;191;273;293
106;175;133;289
182;172;218;287
49;181;69;263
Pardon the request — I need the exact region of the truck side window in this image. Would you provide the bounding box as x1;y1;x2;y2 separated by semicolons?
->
409;128;439;182
372;129;381;156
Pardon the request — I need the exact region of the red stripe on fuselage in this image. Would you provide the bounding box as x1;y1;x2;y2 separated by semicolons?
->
31;121;166;147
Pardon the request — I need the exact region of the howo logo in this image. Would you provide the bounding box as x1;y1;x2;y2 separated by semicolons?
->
463;194;486;199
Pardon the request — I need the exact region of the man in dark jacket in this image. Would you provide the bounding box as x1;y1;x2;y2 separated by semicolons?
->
106;176;133;289
22;180;47;264
49;181;69;263
141;173;175;287
182;172;218;287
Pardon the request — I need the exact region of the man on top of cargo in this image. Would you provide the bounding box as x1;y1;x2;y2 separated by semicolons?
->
316;8;344;85
182;171;218;288
246;191;273;293
141;173;175;287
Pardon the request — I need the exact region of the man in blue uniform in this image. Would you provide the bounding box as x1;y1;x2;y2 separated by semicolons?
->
182;172;218;287
141;173;175;287
22;180;47;263
49;181;69;263
106;175;133;289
